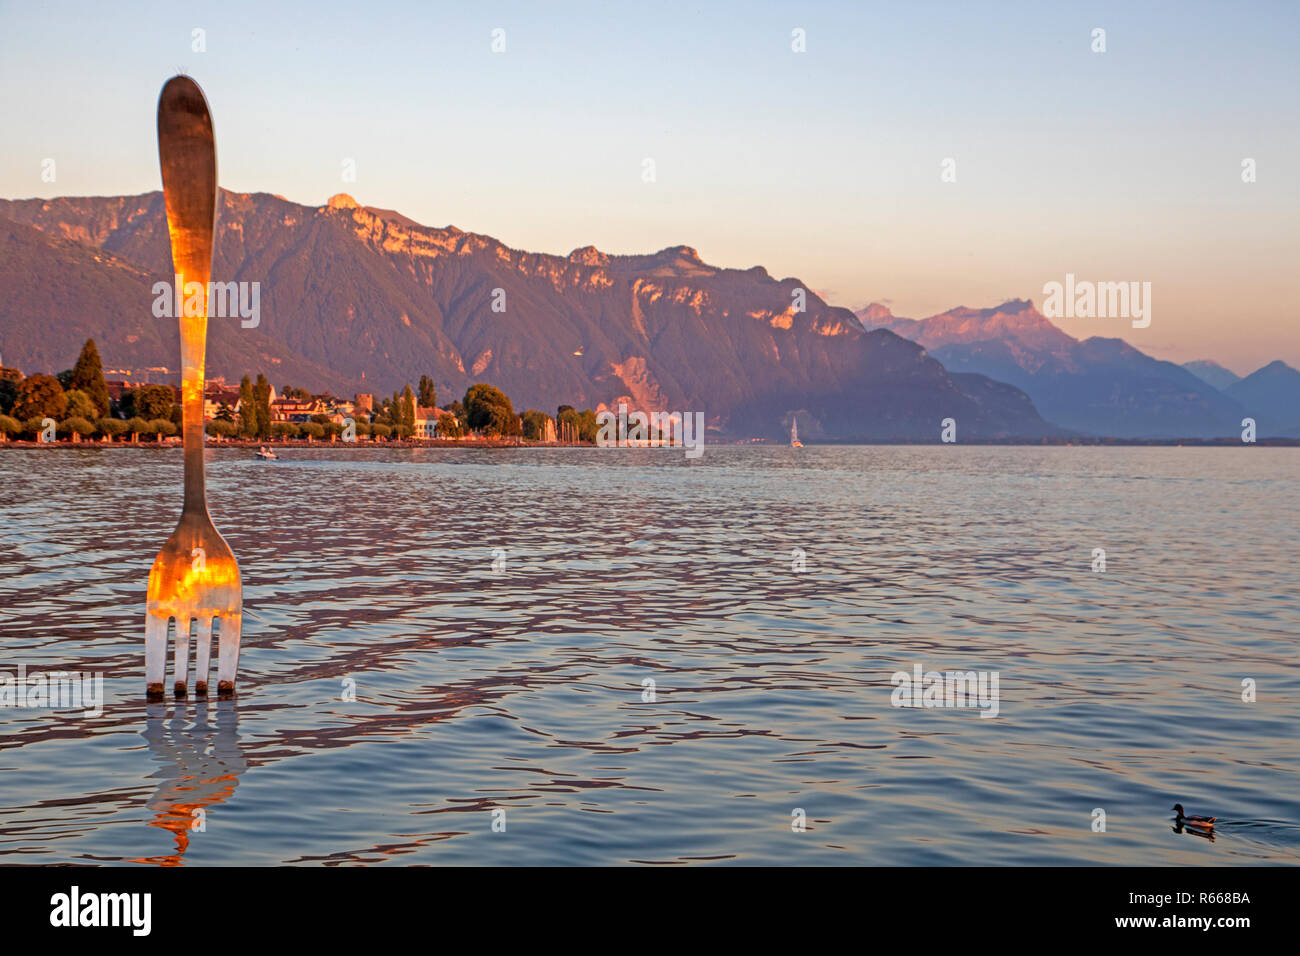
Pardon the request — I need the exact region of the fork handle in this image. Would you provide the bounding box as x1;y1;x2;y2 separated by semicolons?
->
157;77;218;515
179;284;209;514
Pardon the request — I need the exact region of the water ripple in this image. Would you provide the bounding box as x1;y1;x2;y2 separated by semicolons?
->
0;445;1296;865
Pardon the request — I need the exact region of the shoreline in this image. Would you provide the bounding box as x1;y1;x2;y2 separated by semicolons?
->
2;437;1298;449
0;438;589;449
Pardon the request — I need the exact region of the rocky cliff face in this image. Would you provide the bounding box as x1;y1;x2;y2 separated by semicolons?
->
0;191;1056;439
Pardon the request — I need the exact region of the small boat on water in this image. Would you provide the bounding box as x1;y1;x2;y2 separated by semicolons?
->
256;446;278;460
790;417;803;448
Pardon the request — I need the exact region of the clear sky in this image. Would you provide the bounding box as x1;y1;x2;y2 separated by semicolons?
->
2;0;1297;372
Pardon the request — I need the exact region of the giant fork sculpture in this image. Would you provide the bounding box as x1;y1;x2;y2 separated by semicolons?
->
145;76;243;698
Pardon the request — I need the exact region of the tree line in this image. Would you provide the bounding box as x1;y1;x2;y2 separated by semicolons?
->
0;339;601;444
0;339;165;442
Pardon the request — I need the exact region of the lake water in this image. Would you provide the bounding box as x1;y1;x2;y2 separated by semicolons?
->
0;445;1297;865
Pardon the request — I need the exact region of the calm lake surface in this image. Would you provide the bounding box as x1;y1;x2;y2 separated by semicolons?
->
1;445;1296;865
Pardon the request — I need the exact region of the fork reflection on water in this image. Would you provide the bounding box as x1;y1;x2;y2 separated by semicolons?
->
0;446;1297;865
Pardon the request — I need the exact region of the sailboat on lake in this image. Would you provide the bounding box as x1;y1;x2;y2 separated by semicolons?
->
790;417;803;448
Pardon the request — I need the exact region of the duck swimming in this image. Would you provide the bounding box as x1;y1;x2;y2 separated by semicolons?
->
1172;804;1216;827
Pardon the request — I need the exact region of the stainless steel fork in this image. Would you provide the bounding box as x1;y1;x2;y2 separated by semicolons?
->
145;76;243;698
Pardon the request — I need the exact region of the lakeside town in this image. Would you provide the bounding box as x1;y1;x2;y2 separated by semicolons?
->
0;338;602;447
8;340;1295;451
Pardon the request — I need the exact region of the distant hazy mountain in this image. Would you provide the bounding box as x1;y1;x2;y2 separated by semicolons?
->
0;191;1057;440
857;299;1247;438
1225;361;1300;436
1182;360;1242;391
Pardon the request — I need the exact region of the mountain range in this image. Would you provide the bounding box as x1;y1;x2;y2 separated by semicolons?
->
1182;360;1241;391
0;191;1054;441
856;300;1298;439
1223;361;1300;437
0;190;1293;440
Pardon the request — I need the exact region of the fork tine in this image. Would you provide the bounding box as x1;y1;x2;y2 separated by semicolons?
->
145;613;169;697
173;614;191;696
216;612;241;694
194;616;214;695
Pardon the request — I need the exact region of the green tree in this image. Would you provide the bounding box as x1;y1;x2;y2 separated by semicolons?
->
125;417;149;442
237;375;257;438
576;409;598;443
69;339;110;418
390;387;415;432
557;407;579;441
462;383;519;436
148;419;177;440
254;374;272;439
129;384;174;421
0;414;21;440
370;422;391;440
98;418;128;442
23;417;49;440
206;419;237;439
521;409;552;441
271;421;298;439
300;421;325;442
216;402;235;423
59;416;96;441
0;368;22;415
436;413;462;439
64;389;97;421
402;384;417;431
418;375;437;409
12;374;67;421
